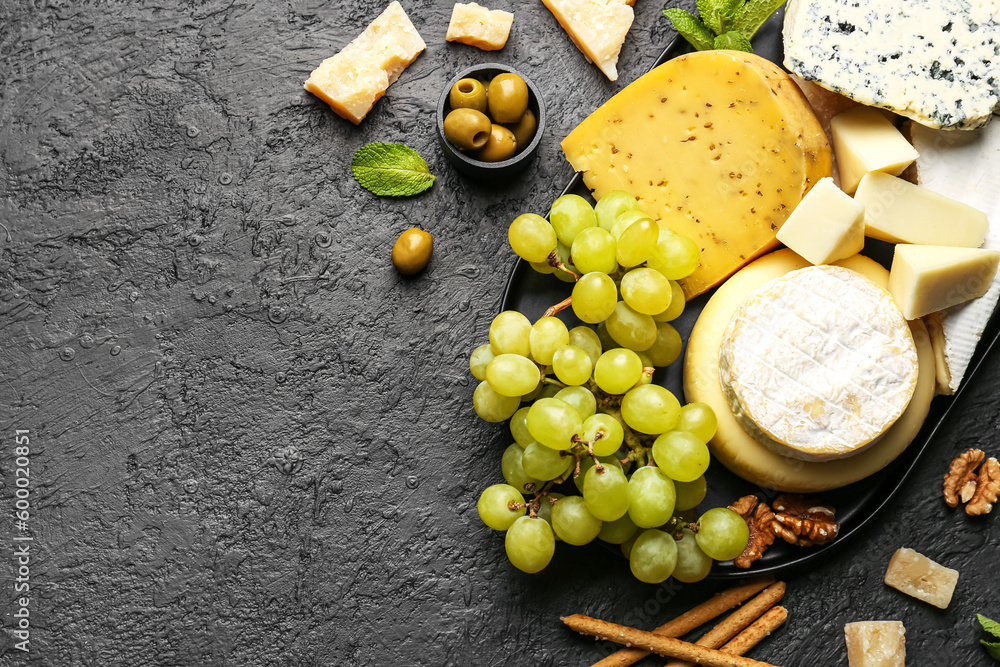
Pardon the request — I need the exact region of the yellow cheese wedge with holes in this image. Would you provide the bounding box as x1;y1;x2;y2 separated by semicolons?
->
684;249;935;493
562;50;831;299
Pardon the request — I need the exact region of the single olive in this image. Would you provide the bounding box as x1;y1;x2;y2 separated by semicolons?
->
476;124;517;162
504;108;538;149
444;108;492;151
488;73;529;124
392;228;433;275
449;78;488;113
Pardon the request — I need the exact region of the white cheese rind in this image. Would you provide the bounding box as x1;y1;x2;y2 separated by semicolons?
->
910;120;1000;393
783;0;1000;129
720;265;919;461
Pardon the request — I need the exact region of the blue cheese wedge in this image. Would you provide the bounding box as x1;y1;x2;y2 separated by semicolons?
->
783;0;1000;129
910;120;1000;393
719;265;919;462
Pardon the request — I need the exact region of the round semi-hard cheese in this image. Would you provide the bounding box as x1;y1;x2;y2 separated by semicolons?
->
719;265;919;461
684;250;935;493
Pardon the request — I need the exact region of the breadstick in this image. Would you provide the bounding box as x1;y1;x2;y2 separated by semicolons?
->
664;582;786;667
562;615;782;667
720;606;788;656
591;579;774;667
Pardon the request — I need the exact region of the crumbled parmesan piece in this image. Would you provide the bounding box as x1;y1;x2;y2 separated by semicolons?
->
446;2;513;51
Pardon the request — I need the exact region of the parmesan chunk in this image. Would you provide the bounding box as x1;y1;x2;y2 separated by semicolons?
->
446;3;513;51
844;621;906;667
304;2;426;125
884;547;959;609
540;0;634;81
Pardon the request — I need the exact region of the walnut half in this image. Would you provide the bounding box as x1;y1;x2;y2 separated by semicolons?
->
771;494;840;547
943;449;999;516
728;495;776;569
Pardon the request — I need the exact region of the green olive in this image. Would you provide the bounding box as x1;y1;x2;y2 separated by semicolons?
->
504;109;538;149
392;228;433;275
476;124;517;162
488;73;529;124
449;78;488;113
444;108;492;151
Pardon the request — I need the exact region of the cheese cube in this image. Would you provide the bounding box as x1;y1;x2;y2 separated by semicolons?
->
776;177;864;265
830;107;919;195
304;2;426;125
855;172;989;248
540;0;634;81
844;621;906;667
446;3;513;51
888;244;1000;320
884;547;959;609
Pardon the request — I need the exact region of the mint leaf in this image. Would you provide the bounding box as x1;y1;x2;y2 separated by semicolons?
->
733;0;788;38
696;0;724;33
981;615;1000;639
351;142;435;197
663;9;715;51
983;640;1000;662
714;30;754;52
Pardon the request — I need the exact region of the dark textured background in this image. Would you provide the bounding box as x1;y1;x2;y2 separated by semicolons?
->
1;1;997;665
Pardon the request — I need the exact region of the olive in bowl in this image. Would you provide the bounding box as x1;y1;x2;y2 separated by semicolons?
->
436;63;545;180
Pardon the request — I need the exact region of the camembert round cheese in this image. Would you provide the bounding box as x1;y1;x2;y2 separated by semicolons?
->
719;265;919;461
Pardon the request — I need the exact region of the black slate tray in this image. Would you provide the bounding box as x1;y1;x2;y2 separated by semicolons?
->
501;10;1000;577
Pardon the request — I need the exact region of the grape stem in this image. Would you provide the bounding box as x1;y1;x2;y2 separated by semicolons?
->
666;515;700;539
546;251;582;281
543;295;573;318
540;376;567;388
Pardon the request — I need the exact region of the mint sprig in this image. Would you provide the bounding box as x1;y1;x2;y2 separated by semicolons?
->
980;614;1000;662
351;142;435;197
664;0;787;54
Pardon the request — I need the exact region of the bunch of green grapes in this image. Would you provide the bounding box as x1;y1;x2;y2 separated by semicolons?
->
470;192;750;583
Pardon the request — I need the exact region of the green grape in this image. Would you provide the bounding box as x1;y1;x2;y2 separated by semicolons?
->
502;443;541;493
583;464;630;521
594;348;643;395
505;516;556;573
526;397;583;450
652;281;686;322
620;268;671;315
696;508;750;561
647;230;701;280
554;386;597;420
615;215;659;267
621;532;638;558
581;413;624;457
550;495;603;545
510;407;533;447
469;344;495;380
509;213;558;263
575;455;624;492
489;311;532;357
486;354;541;397
522;441;573;480
672;528;713;582
552;241;579;283
571;273;618;324
677;402;718;443
673;475;707;511
621;385;681;435
644;322;682;367
606;301;657;351
610;210;647;240
629;529;678;583
535;495;556;528
551;345;593;386
627;466;677;528
571;227;618;275
537;383;562;400
477;483;525;530
596;322;619;353
598;512;639;544
568;326;603;367
652;430;711;482
595;190;641;231
529;317;570;365
550;194;598;246
473;381;520;422
530;259;557;275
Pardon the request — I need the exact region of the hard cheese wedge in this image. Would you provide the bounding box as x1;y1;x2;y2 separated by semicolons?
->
884;547;959;609
775;176;864;265
830;106;919;195
910;120;1000;393
541;0;634;81
562;50;831;299
304;2;426;125
446;2;513;51
888;244;1000;320
855;171;989;247
844;621;906;667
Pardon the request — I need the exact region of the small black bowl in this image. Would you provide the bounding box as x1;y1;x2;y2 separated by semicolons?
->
436;63;545;180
